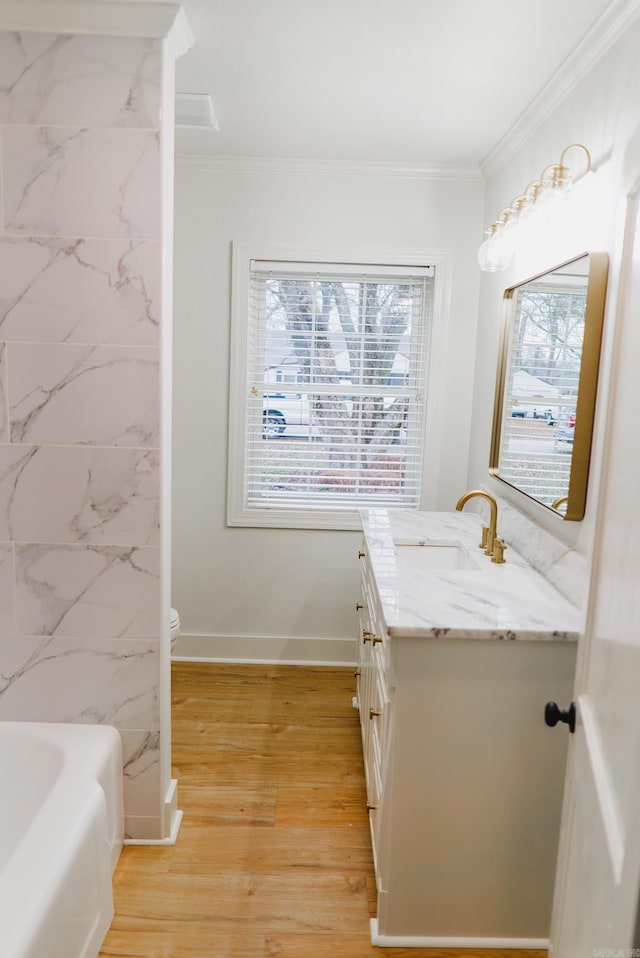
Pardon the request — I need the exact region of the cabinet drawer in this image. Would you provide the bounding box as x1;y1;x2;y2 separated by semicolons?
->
361;569;387;655
368;758;383;883
369;666;389;784
359;646;389;803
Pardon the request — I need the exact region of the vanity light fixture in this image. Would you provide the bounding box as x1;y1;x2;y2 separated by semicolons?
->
477;143;594;272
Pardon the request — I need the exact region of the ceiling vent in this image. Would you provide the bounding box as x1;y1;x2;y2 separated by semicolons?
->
175;93;219;130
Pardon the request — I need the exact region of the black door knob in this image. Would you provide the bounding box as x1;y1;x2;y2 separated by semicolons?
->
544;701;576;734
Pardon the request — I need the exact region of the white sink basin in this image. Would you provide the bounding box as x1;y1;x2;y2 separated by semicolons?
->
394;541;480;573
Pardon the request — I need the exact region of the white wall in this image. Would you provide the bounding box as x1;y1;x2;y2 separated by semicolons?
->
468;13;640;594
172;162;484;659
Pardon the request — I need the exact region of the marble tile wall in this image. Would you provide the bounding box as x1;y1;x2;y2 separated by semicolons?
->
0;31;165;839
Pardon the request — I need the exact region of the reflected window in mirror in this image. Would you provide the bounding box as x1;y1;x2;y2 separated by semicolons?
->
490;252;608;520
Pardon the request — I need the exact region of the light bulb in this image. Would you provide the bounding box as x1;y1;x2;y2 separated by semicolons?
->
535;185;568;224
485;221;515;271
477;214;516;272
477;234;494;270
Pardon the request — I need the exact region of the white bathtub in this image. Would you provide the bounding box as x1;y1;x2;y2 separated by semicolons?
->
0;722;124;958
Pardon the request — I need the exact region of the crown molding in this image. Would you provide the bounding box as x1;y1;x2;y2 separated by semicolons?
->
481;0;640;180
0;0;194;54
174;153;484;181
165;7;194;59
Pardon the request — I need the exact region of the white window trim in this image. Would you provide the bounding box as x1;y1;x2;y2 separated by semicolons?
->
227;241;453;530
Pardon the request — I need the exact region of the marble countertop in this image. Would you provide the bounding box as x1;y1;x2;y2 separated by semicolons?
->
360;508;581;642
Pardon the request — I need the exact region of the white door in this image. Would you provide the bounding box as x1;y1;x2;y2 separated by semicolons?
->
549;188;640;953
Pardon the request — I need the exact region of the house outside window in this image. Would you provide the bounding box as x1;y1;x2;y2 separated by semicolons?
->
228;245;449;530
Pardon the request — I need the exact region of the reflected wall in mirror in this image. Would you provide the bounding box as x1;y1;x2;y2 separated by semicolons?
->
490;252;609;520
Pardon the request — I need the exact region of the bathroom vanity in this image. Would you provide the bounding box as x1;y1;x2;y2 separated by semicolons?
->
355;508;580;948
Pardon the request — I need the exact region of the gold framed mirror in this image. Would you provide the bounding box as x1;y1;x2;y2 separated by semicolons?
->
490;252;609;520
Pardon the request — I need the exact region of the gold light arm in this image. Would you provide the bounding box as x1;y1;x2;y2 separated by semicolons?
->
560;143;592;177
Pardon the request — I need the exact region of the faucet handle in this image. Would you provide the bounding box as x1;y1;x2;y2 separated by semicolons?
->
491;537;507;564
484;529;496;557
479;525;489;550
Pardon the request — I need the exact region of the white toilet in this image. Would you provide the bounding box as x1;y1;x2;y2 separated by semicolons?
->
170;607;181;654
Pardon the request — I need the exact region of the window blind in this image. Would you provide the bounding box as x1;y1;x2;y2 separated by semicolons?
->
243;262;434;512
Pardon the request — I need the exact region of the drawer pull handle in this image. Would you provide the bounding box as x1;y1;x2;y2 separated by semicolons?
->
355;602;363;611
358;551;366;559
354;668;361;677
367;803;377;811
372;636;383;645
369;708;381;719
362;630;372;643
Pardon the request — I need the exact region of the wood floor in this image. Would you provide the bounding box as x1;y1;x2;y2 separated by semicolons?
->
99;662;548;958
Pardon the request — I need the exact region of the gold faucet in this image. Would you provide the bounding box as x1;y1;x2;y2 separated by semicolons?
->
455;490;500;558
551;494;569;511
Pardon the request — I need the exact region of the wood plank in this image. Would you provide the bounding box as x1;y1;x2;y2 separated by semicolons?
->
172;723;365;788
274;784;370;828
263;939;548;958
178;785;277;826
167;823;374;874
110;871;371;931
100;924;264;957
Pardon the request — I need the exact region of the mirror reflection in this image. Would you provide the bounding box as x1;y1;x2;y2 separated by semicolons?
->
490;252;608;520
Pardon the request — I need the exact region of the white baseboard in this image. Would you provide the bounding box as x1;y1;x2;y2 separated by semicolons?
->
370;919;549;949
124;810;183;847
163;778;181;840
172;631;357;666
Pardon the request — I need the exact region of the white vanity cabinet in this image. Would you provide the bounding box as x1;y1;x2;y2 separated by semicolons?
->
355;510;580;948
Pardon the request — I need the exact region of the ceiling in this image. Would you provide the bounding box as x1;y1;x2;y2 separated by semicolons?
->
175;0;615;166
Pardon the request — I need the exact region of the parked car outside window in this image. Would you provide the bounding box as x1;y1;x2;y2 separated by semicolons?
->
262;393;310;437
262;392;407;441
554;410;576;451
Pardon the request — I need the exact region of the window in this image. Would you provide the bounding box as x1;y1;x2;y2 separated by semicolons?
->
228;246;441;529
